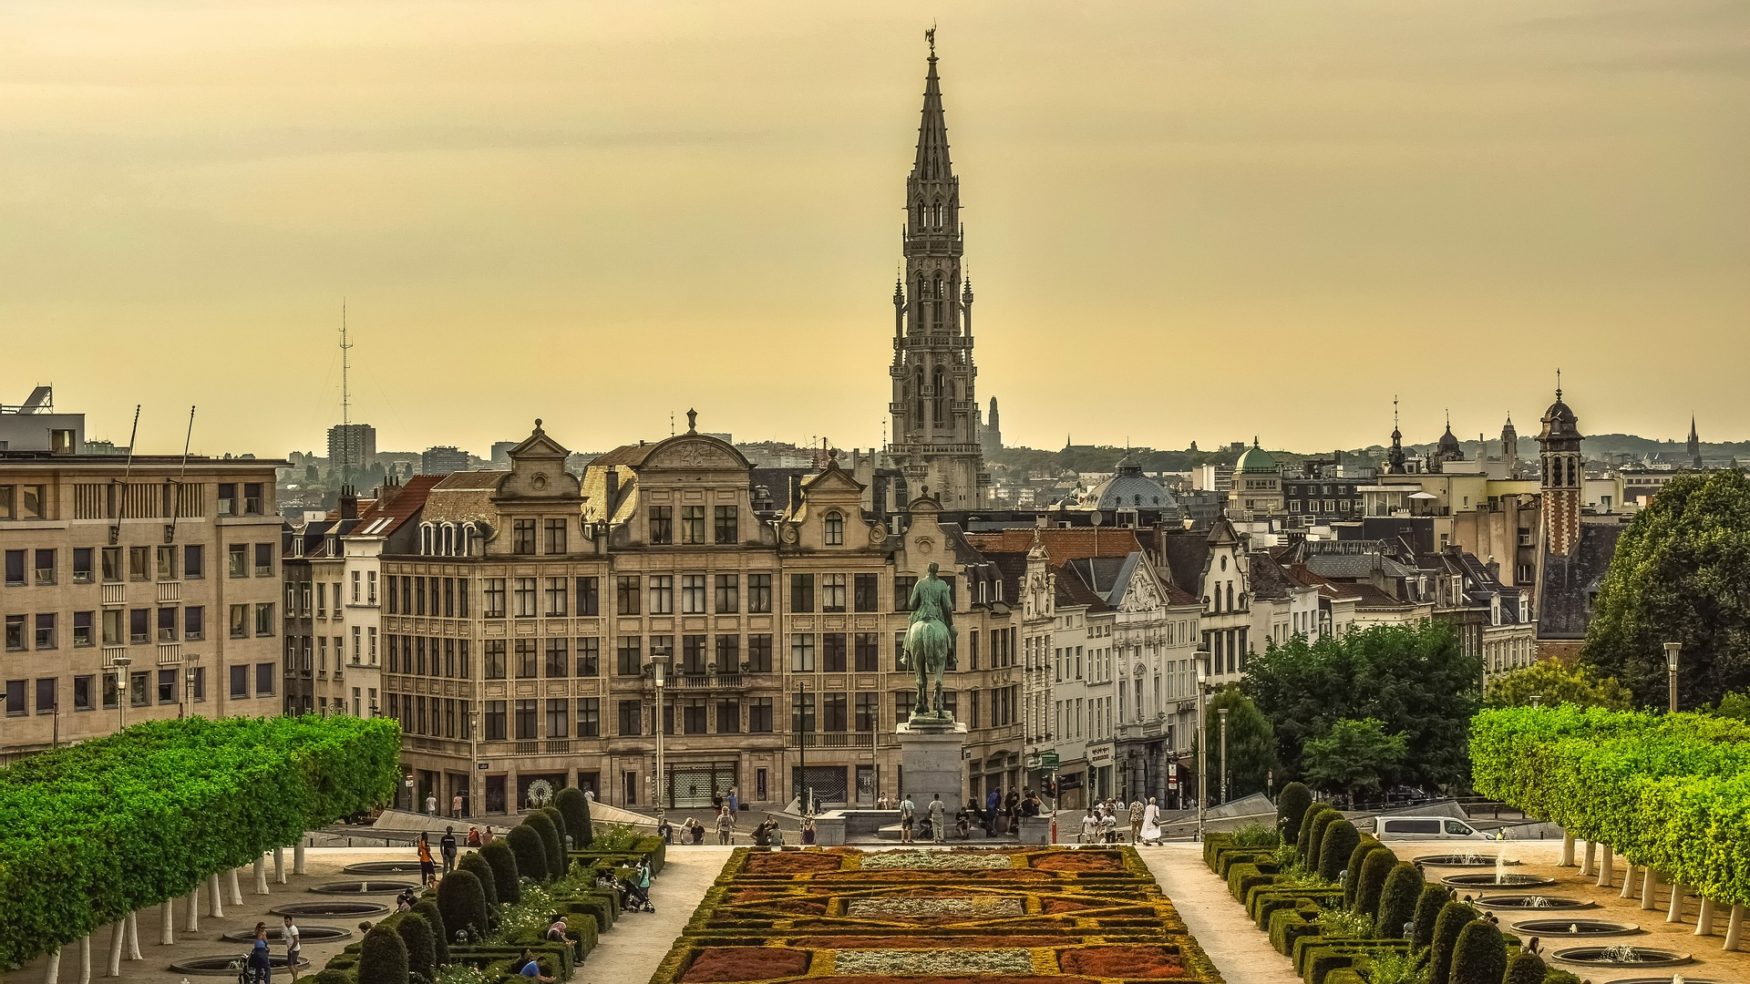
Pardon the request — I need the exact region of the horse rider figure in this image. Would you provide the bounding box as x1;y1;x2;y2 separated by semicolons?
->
905;562;955;722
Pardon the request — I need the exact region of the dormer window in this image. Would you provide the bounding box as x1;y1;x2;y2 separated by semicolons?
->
419;523;433;555
824;511;845;546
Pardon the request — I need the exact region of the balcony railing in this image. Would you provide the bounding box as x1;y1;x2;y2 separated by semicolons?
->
101;583;126;607
794;732;876;749
156;581;182;604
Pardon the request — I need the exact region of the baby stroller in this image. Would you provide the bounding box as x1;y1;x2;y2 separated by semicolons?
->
618;860;656;913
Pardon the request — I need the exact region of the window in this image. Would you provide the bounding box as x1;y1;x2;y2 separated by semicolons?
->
791;574;815;612
822;574;847;613
101;609;121;646
853;573;878;612
544;577;568;616
823;632;846;672
680;505;705;545
714;574;739;613
515;639;538;678
791;690;816;735
747;634;773;673
790;633;815;671
515;699;538;739
855;693;880;732
714;635;739;673
125;546;148;582
822;693;848;732
618;699;643;736
254;543;273;577
484;700;508;740
156;606;176;643
254;603;274;637
683;697;707;734
33;548;56;585
514;577;537;618
73;610;94;647
100;546;121;583
680;574;707;614
155;546;177;581
244;483;264;515
616;576;641;615
714;697;740;734
4;550;24;586
748;574;772;613
4;679;24;716
545;638;569;677
616;638;641;676
74;675;93;711
184;544;204;580
895;689;914;724
3;615;23;651
824;511;845;546
545;699;569;739
218;483;237;516
369;627;378;663
749;697;774;733
855;632;880;672
319;582;330;617
226;544;247;579
649;575;674;615
229;665;249;698
681;634;707;675
576;698;600;737
544;518;567;554
484;578;506;618
512;519;536;554
648;506;673;545
484;640;507;679
368;571;377;604
575;576;600;616
714;505;738;544
894;576;917;610
575;637;600;676
128;608;149;644
157;669;176;705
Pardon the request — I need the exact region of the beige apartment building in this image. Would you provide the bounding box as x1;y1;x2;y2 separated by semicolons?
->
377;422;1024;817
1;453;284;760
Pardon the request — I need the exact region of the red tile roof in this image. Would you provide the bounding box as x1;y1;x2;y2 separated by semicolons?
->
353;475;443;536
966;528;1142;564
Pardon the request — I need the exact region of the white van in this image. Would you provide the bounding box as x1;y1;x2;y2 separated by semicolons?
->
1377;816;1486;840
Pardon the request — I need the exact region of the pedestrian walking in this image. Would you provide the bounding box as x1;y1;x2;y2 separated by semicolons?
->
248;922;273;984
715;808;733;845
416;832;435;884
451;792;463;819
281;916;301;982
726;786;739;814
424;792;438;817
927;793;946;844
985;787;1001;836
1128;800;1145;844
440;826;458;873
899;793;916;843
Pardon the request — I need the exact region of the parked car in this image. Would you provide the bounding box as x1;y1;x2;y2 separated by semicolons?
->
1377;816;1486;840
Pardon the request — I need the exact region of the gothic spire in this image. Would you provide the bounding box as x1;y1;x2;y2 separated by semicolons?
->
913;37;953;183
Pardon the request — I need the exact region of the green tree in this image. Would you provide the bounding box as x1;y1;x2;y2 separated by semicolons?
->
393;911;437;984
1317;819;1360;882
1300;718;1407;803
435;869;488;942
506;825;548;883
1375;863;1424;937
1244;622;1480;790
1485;659;1630;710
480;840;520;904
1189;686;1278;800
358;926;410;984
1581;470;1750;707
554;786;594;847
1710;691;1750;722
1450;921;1506;984
1428;902;1477;984
457;853;497;909
1277;782;1313;845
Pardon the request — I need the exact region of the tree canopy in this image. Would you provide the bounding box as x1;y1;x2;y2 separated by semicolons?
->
1191;686;1277;801
1301;717;1408;802
1580;470;1750;708
1484;659;1630;710
1243;621;1480;790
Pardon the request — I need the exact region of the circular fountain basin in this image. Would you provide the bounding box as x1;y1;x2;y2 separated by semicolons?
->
1510;919;1639;937
172;955;309;977
1414;854;1521;868
220;925;352;945
309;880;417;895
270;901;390;918
1552;946;1692;968
1441;872;1557;889
342;860;426;875
1473;894;1595;911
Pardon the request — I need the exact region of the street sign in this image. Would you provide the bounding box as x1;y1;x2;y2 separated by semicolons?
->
1025;755;1041;770
1039;751;1060;769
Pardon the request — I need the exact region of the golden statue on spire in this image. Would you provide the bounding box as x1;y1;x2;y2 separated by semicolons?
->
925;24;936;55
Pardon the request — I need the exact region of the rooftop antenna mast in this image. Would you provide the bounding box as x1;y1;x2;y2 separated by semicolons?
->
340;301;354;487
165;405;195;544
110;405;141;545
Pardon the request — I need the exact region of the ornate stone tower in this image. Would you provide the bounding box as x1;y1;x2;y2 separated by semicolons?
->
1385;397;1407;475
1537;378;1584;557
1688;416;1702;469
1501;415;1519;476
887;33;989;508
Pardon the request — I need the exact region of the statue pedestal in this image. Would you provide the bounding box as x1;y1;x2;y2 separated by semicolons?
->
897;720;968;819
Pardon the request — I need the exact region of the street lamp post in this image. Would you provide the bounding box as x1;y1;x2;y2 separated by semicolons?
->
651;646;670;812
1665;642;1681;714
469;706;482;820
795;680;809;815
1194;649;1210;842
1218;707;1229;805
182;657;198;720
112;655;131;732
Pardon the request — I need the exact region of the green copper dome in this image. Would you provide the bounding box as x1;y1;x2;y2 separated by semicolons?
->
1235;438;1278;474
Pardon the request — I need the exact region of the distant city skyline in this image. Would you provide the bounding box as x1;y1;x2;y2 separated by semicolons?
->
5;2;1747;456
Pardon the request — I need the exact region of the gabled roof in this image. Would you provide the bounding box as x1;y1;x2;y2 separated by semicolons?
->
1537;524;1623;639
351;475;443;538
965;527;1141;564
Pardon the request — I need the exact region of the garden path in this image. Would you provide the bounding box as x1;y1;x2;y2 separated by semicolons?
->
1136;844;1301;984
586;845;729;984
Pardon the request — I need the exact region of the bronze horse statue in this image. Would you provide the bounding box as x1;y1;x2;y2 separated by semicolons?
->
905;562;954;723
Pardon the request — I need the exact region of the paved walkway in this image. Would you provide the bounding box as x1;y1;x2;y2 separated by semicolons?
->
587;846;729;983
1137;844;1301;984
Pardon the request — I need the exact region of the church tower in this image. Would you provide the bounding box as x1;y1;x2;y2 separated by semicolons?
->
887;32;989;507
1537;377;1584;557
1501;415;1519;476
1385;397;1407;475
1687;416;1702;470
982;396;1003;455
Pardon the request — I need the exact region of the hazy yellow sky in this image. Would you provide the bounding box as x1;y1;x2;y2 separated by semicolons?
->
4;1;1747;458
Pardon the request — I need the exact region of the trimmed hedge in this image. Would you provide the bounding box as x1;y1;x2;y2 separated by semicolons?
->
1278;782;1313;846
1352;847;1397;922
507;825;550;883
413;899;449;964
1318;819;1360;882
392;911;437;983
438;869;490;941
0;715;399;967
358;926;410;984
459;852;499;910
1411;883;1447;949
1300;804;1336;861
1471;705;1750;906
525;811;564;878
1341;839;1380;908
1450;921;1506;984
1375;863;1424;938
481;841;521;903
1504;951;1546;984
554;787;593;848
1427;901;1476;984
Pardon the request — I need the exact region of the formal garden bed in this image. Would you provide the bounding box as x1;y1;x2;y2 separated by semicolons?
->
302;789;669;984
1199;783;1584;984
649;846;1223;983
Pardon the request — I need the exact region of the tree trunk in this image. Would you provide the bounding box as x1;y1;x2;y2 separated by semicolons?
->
1640;868;1659;909
1697;896;1717;935
294;840;307;875
1619;860;1637;898
254;855;269;895
124;912;141;960
1579;839;1595;877
77;936;92;984
1725;904;1744;952
275;846;287;884
228;867;243;905
1559;832;1576;867
186;887;201;933
209;873;225;918
105;923;123;978
160;900;175;945
1668;882;1687;923
1595;843;1614;888
44;946;60;984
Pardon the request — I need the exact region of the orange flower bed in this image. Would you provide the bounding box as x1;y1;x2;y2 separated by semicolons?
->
1059;945;1187;978
810;936;1062;949
744;851;845;874
1032;852;1123;872
681;947;809;982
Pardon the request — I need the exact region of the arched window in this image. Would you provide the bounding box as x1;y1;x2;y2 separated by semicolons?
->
419;523;433;555
824;511;845;546
913;364;926;423
441;523;455;556
463;523;477;557
1226;582;1235;611
932;365;947;427
932;273;945;325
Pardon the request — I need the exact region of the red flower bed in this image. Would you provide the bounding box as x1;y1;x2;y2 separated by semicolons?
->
682;947;809;982
809;936;1062;949
811;978;1092;984
1058;946;1186;978
1032;852;1123;872
1043;899;1095;913
745;852;845;874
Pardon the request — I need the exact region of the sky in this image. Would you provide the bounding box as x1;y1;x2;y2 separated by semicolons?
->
3;0;1747;459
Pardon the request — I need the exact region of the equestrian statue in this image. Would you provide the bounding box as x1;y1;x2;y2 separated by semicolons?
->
904;562;955;725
